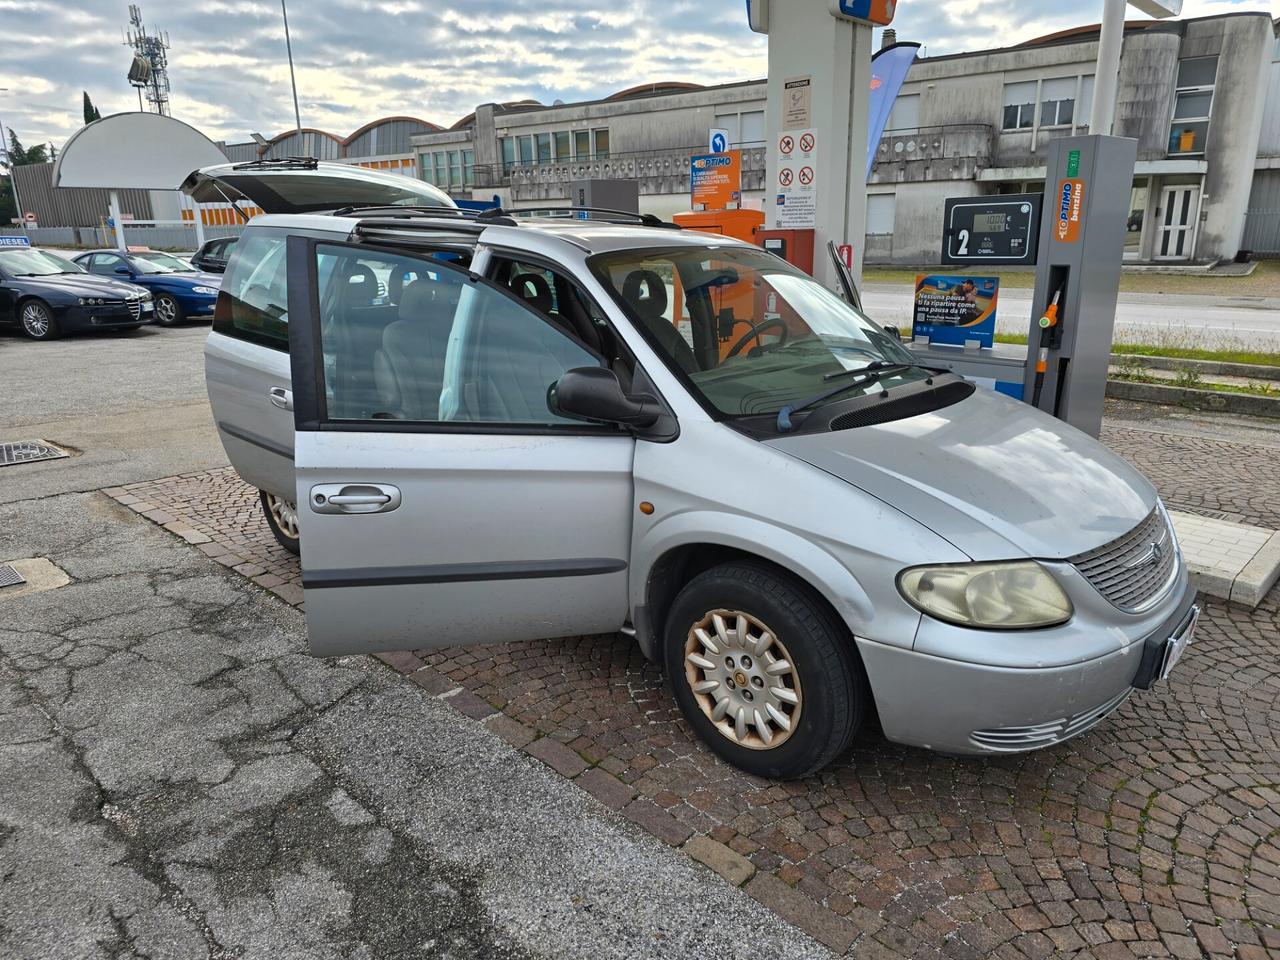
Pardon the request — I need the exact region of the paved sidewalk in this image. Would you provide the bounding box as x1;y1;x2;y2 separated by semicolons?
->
96;417;1280;960
0;491;828;960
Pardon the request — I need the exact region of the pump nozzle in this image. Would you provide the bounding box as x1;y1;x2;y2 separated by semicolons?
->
1030;283;1067;406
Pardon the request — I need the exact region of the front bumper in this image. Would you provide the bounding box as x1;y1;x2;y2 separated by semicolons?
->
858;573;1198;756
59;302;153;331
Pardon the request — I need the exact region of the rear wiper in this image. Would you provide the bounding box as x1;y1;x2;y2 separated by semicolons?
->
777;362;917;433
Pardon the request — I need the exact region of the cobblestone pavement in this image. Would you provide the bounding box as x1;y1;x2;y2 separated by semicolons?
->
105;415;1280;960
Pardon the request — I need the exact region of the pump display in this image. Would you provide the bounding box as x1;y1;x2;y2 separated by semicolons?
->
905;135;1137;438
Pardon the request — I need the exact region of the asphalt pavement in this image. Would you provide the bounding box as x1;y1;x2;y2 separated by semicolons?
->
0;323;829;958
862;283;1280;350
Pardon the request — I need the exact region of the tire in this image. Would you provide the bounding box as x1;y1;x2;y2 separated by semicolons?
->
260;490;301;555
154;293;184;327
664;562;866;779
19;299;60;340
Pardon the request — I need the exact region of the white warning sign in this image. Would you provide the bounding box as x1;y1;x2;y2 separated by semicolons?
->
774;127;817;229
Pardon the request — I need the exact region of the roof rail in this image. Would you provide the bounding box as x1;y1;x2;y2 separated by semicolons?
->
502;206;680;229
230;156;320;171
335;204;506;221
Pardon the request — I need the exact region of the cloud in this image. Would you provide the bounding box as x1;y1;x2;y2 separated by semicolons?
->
0;0;1267;149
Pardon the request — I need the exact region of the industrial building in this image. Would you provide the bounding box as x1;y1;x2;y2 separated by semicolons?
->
405;10;1279;265
7;12;1278;263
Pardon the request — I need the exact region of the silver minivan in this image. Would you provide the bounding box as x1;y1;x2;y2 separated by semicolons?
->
202;172;1197;779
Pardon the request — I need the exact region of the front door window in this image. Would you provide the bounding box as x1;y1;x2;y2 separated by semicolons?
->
313;243;604;425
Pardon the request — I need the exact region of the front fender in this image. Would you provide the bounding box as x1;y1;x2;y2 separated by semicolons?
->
631;510;887;660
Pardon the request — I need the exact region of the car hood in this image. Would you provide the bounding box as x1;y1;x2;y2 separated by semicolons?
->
766;387;1156;561
12;275;148;299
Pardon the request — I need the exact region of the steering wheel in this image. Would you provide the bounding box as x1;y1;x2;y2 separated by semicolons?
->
726;318;789;359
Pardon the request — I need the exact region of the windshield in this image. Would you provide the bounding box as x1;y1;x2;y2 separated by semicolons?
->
132;251;194;273
0;248;83;276
589;246;921;419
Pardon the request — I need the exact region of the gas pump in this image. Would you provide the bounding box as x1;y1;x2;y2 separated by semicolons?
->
904;134;1137;438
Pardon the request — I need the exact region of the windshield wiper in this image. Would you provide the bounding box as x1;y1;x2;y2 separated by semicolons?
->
777;362;917;433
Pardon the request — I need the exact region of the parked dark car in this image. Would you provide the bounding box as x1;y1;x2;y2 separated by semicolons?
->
190;236;238;274
73;249;221;326
0;244;153;340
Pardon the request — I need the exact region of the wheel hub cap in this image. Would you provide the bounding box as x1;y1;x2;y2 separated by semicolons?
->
684;609;802;751
22;305;48;336
267;495;300;540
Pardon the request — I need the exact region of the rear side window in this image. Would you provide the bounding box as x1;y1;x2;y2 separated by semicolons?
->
214;231;291;350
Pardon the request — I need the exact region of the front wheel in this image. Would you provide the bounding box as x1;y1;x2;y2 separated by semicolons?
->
664;562;866;779
20;300;60;340
259;490;301;555
153;293;184;327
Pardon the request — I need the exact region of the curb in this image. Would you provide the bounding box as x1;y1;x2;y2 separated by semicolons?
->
1232;531;1280;608
1105;379;1280;418
1113;354;1280;383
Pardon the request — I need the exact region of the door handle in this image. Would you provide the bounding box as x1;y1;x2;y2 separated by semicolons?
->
269;387;293;411
309;483;402;515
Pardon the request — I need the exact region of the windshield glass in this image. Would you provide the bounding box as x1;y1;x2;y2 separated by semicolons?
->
132;252;193;273
0;248;82;276
589;245;921;419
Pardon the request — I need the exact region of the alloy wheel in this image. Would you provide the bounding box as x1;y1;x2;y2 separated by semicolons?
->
266;494;300;541
155;296;178;325
21;303;50;338
683;609;802;750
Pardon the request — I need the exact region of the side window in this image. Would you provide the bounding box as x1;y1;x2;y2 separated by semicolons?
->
90;254;119;275
314;243;602;427
213;232;290;350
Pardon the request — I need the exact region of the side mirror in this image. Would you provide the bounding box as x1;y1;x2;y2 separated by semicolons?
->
883;324;902;342
552;367;661;428
114;265;131;275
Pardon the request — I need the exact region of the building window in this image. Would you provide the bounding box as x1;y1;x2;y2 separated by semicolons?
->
1169;56;1216;155
536;132;552;164
1001;81;1036;130
554;130;571;160
1039;77;1076;128
886;94;920;131
464;150;475;186
740;110;764;144
574;130;590;159
500;138;516;174
517;135;534;165
449;150;463;186
593;128;610;159
714;113;741;145
866;194;896;235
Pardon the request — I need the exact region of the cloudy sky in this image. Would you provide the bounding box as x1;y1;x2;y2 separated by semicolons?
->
0;0;1265;150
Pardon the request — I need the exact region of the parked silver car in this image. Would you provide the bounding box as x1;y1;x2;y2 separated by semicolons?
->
201;169;1197;779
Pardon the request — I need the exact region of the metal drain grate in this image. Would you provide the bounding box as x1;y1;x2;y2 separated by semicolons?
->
0;440;69;467
0;564;26;588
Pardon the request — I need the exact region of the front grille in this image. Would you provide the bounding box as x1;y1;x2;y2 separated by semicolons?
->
126;295;141;320
1069;507;1178;613
970;688;1131;751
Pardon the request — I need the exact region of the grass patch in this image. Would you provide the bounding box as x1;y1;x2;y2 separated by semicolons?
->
1110;372;1280;399
892;331;1280;368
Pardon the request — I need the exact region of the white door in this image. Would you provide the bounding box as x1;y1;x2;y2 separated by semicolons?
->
1155;185;1199;261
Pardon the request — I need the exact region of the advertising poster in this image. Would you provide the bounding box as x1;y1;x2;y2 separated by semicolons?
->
774;128;817;229
690;150;742;210
911;275;999;348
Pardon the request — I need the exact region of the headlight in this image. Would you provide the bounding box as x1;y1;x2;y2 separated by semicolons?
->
192;286;218;295
78;297;104;306
140;292;153;301
897;561;1073;629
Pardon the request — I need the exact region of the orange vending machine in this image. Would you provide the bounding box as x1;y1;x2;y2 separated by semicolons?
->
671;210;771;360
673;208;765;243
754;229;815;275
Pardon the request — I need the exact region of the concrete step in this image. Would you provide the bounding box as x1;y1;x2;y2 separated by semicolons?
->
1170;510;1280;608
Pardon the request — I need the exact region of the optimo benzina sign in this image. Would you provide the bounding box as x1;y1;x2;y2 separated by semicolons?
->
829;0;897;26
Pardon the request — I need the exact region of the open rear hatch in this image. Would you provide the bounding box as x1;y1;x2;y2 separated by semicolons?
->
180;158;457;215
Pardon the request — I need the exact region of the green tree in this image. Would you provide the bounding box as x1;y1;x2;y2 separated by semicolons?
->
83;91;102;125
0;175;16;225
5;130;47;166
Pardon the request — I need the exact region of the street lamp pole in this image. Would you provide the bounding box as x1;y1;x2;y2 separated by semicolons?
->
1092;0;1183;136
281;0;303;132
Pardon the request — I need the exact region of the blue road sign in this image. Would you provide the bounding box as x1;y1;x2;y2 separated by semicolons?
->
710;131;728;154
0;235;30;247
